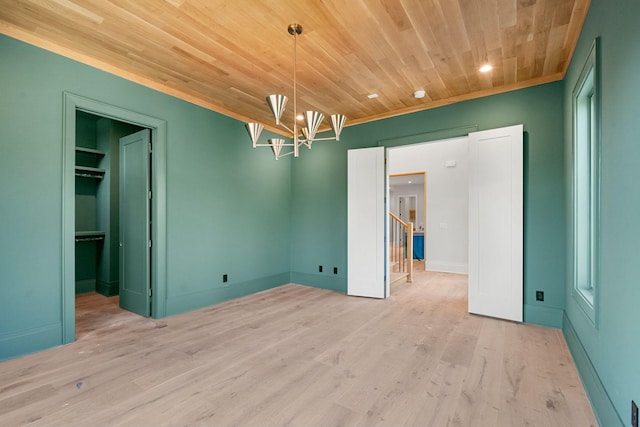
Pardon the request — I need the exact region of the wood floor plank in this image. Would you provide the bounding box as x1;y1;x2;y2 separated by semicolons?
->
0;273;597;426
449;318;505;426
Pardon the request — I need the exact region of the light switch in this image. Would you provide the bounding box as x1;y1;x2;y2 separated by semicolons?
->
445;160;457;168
439;222;448;229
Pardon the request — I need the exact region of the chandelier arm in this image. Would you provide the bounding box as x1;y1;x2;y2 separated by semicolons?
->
255;142;296;147
304;136;338;142
277;123;294;134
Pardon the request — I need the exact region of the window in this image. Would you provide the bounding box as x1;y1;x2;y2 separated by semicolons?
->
572;38;600;326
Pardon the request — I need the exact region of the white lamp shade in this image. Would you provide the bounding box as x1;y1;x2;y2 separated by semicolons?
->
266;94;288;126
245;122;264;148
303;111;324;142
268;138;286;160
330;114;346;141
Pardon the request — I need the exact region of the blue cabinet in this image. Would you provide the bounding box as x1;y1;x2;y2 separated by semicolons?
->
413;233;424;260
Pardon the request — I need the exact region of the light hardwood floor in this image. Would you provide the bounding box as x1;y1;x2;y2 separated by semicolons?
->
0;271;597;426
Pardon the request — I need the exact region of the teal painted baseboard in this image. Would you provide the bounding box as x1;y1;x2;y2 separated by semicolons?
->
96;280;119;297
523;303;563;328
290;272;346;293
563;313;623;427
0;323;62;361
165;273;290;316
75;279;96;294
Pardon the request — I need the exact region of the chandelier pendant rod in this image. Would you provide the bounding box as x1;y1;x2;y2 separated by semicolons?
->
292;23;299;157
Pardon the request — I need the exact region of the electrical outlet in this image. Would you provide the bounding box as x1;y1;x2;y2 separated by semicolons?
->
632;400;638;427
319;265;323;273
536;291;544;301
333;267;338;275
223;274;228;283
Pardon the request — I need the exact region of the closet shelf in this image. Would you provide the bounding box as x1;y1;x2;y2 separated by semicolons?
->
75;231;106;243
75;165;105;179
76;147;105;156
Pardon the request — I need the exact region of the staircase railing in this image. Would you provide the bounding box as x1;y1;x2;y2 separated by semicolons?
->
389;212;413;283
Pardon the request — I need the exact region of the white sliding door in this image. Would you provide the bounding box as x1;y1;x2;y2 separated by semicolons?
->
347;147;385;298
468;124;523;322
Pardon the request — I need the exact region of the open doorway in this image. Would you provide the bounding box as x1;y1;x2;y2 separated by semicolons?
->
389;173;426;264
398;195;417;228
349;126;522;321
387;137;470;276
74;111;147;338
62;93;167;344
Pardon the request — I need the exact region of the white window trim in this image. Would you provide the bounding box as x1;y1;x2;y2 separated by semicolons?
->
571;38;600;327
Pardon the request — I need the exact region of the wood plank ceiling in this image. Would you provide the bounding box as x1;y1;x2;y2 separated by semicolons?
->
0;0;590;134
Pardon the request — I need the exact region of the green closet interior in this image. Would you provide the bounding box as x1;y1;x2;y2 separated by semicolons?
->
74;111;143;296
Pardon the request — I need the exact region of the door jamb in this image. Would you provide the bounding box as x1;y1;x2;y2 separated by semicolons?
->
62;92;167;344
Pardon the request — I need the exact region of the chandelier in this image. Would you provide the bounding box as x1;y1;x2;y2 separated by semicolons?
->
245;23;346;160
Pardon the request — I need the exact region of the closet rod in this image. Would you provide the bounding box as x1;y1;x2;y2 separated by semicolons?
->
75;236;105;243
75;172;103;179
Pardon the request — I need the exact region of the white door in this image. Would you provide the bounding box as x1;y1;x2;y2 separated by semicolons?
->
119;129;151;316
347;147;385;298
468;124;523;322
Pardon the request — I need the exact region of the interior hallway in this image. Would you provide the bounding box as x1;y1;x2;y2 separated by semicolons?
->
0;270;596;426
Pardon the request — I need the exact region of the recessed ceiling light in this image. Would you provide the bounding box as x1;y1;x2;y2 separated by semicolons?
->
367;93;379;99
296;114;304;121
414;90;426;99
479;64;493;73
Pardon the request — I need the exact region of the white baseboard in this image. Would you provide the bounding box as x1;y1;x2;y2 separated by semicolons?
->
425;260;468;274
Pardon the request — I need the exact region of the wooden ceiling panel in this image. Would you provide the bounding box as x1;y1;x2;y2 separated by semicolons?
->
0;0;590;133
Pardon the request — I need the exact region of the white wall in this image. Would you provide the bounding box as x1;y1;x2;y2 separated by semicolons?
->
388;137;469;273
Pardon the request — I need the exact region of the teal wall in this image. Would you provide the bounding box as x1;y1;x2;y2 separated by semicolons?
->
0;35;292;360
291;81;567;328
562;0;640;425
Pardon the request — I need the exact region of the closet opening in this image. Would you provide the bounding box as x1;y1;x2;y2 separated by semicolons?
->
74;111;149;337
62;92;168;344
